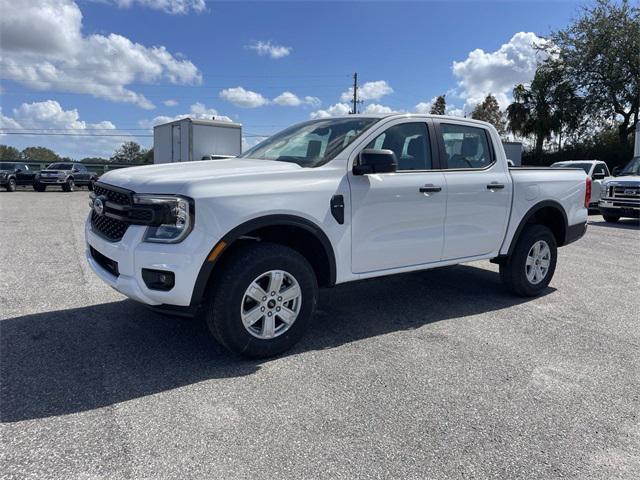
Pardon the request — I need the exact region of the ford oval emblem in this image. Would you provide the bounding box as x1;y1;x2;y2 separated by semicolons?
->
93;196;105;216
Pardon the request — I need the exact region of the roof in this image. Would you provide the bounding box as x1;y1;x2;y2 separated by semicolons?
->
153;117;242;128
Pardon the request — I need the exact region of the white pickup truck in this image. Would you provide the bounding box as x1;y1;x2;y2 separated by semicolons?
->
86;114;589;357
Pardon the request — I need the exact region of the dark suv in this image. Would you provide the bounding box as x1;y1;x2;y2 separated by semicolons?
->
34;163;98;192
0;162;36;192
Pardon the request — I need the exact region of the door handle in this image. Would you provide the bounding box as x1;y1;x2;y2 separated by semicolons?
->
419;184;442;194
486;183;505;190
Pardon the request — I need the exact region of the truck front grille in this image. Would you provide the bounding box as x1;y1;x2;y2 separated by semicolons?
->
610;185;640;200
91;183;134;241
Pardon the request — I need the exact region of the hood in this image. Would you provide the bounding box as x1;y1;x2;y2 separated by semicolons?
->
604;175;640;185
98;158;302;194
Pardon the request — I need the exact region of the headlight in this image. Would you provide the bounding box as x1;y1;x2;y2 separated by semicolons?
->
600;184;609;198
133;194;194;243
0;173;6;179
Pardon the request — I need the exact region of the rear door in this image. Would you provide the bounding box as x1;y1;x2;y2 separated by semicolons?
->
349;119;447;273
434;121;512;260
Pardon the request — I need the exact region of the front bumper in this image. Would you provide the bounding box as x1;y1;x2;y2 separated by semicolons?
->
85;215;212;306
598;200;640;219
38;177;67;184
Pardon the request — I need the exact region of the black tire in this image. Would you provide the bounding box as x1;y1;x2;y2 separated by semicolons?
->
6;178;16;192
499;224;557;297
603;215;619;223
62;178;75;192
204;242;318;358
33;182;46;192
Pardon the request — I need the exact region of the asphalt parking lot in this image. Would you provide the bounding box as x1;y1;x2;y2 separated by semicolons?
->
1;190;639;479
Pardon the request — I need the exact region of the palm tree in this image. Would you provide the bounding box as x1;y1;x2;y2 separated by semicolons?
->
507;61;583;161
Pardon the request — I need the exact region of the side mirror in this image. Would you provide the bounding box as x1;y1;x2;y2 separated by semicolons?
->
507;159;515;167
353;149;398;175
612;166;621;176
14;168;22;173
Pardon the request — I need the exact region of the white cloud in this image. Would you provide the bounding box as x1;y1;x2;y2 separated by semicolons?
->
219;86;269;108
108;0;206;14
0;0;202;109
246;41;292;59
163;99;178;107
0;100;128;158
363;104;400;115
273;91;302;106
340;80;393;102
272;92;321;107
452;31;547;110
310;103;351;119
139;102;233;127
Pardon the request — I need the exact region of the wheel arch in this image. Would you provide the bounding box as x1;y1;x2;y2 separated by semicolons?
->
505;201;568;256
190;214;337;307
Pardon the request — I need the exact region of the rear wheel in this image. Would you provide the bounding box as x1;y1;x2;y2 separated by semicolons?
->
6;178;16;192
603;215;619;223
204;242;318;358
500;224;557;297
62;178;75;192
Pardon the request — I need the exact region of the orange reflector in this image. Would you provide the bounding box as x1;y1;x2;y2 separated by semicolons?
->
207;241;227;262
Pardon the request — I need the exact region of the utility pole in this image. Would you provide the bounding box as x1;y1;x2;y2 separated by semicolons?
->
350;72;362;114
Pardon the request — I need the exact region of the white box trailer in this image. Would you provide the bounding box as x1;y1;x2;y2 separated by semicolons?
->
153;118;242;164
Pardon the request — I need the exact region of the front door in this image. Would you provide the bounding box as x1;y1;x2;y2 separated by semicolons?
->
350;121;447;274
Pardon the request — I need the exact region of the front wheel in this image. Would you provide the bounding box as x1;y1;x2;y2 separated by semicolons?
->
62;178;75;192
6;178;16;192
603;215;619;223
500;224;557;297
204;242;318;358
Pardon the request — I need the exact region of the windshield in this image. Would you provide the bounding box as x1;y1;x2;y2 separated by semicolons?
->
240;117;378;167
0;162;16;170
619;157;640;176
550;162;592;174
47;163;73;170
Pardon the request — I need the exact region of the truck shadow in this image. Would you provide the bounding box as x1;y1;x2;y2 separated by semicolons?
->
588;218;639;230
1;264;553;423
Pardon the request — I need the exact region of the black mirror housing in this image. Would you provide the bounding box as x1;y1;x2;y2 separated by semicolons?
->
612;166;621;176
353;149;398;175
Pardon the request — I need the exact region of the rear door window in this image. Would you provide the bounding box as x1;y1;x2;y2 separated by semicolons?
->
439;123;493;169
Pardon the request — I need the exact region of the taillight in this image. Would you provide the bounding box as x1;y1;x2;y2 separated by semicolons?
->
584;176;591;208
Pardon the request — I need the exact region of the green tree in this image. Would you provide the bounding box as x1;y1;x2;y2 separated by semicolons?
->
507;76;557;161
111;141;145;163
471;94;506;134
430;95;446;115
141;148;154;164
21;146;60;163
548;0;639;144
0;145;22;161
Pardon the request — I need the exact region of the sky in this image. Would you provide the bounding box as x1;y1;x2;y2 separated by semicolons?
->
0;0;586;159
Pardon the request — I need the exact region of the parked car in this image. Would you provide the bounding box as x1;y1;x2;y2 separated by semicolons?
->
598;156;640;222
85;114;589;358
34;163;98;192
551;160;611;207
0;162;36;191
